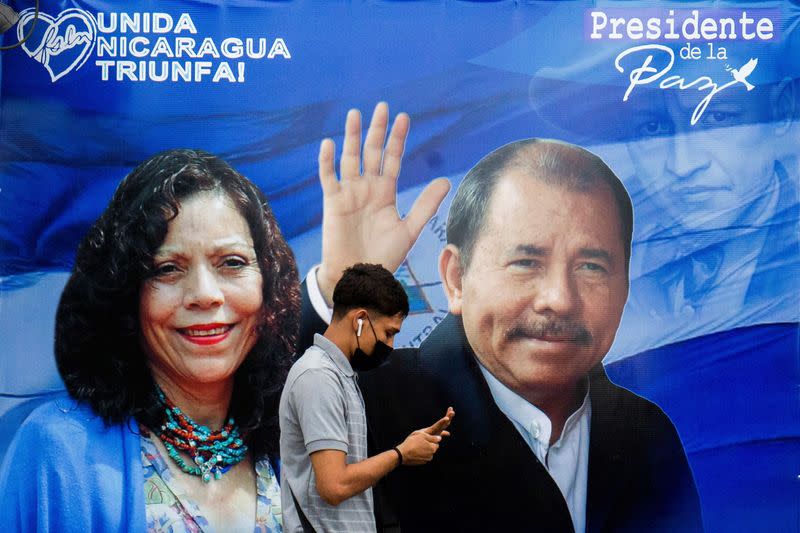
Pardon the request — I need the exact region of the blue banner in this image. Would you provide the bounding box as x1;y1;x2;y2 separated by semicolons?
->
1;1;798;530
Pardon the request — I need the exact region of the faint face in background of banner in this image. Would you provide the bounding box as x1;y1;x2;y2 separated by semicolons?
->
445;173;629;396
625;52;794;232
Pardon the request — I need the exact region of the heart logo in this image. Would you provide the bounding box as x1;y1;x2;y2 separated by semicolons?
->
18;8;97;82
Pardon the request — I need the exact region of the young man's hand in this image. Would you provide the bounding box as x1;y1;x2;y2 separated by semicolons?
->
309;407;455;505
396;407;455;465
316;102;451;304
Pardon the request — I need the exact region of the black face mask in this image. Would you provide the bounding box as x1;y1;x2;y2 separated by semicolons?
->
351;316;393;372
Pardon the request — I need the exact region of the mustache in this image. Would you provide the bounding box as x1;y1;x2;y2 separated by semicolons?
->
506;317;593;346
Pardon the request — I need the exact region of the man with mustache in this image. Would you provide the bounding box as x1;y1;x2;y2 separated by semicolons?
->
300;103;703;532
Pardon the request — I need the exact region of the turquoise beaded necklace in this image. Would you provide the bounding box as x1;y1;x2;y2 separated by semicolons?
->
155;387;248;483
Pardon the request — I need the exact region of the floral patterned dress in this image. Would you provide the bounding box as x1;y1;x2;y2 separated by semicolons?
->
141;435;282;532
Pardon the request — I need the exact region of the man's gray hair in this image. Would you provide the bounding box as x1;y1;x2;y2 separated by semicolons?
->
446;138;633;271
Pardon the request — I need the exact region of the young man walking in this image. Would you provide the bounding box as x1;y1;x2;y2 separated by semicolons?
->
280;263;454;533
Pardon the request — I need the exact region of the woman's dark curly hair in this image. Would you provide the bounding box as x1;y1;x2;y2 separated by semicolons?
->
55;149;300;458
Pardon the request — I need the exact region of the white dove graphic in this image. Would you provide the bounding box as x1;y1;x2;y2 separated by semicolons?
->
726;58;758;91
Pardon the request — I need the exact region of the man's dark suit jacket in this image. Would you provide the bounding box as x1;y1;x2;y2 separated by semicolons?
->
299;283;704;532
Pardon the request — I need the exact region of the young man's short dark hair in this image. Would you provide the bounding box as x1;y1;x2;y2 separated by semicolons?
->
332;263;409;320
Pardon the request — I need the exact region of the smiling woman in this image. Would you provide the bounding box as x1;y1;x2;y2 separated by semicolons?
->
139;193;266;393
0;149;300;531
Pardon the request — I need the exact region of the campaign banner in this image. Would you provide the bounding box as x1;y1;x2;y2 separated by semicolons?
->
1;1;798;530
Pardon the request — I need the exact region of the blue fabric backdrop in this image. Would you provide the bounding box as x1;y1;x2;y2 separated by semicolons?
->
1;1;798;531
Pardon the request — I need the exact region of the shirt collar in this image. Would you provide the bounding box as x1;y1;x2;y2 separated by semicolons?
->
477;360;590;448
313;333;355;377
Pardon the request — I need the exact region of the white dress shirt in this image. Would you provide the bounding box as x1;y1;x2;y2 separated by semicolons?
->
307;265;334;324
478;363;591;533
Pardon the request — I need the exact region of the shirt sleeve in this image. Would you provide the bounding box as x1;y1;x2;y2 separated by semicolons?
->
290;368;349;454
305;265;333;325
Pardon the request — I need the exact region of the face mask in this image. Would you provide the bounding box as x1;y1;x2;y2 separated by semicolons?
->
351;316;393;372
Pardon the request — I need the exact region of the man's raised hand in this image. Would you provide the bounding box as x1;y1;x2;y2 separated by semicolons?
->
316;102;451;303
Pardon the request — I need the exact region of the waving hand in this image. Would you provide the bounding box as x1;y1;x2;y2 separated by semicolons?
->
316;102;451;303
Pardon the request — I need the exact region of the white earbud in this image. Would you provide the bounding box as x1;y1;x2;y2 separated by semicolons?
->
357;318;363;337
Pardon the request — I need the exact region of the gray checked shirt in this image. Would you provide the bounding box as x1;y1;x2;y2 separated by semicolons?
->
279;334;375;533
